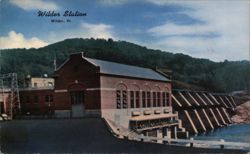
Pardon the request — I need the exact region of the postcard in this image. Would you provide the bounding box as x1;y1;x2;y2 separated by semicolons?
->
0;0;249;153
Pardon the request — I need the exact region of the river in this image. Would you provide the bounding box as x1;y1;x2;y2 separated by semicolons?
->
193;124;250;148
194;124;250;143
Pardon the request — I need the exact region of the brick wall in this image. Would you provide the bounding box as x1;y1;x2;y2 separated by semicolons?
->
54;54;101;110
100;75;172;110
20;89;54;115
53;53;172;116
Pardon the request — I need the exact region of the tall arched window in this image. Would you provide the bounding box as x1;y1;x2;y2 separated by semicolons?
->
130;84;140;108
153;92;157;107
163;87;170;106
153;86;161;107
116;83;127;109
142;85;151;108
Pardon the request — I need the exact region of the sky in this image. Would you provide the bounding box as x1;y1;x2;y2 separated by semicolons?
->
0;0;249;62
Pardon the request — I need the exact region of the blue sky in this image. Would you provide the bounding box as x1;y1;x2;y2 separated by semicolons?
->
0;0;249;62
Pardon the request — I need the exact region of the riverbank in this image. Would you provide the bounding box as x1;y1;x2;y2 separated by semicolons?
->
231;101;250;124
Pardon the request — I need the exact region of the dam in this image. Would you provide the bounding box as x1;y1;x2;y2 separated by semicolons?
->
172;89;236;135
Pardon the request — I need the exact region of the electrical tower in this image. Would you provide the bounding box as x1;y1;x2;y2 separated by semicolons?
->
0;73;21;119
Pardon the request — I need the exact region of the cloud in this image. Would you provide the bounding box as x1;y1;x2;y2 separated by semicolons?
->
99;0;179;6
148;23;216;37
9;0;60;11
95;0;249;61
0;22;114;49
48;22;115;43
80;23;114;39
100;0;136;6
147;1;249;61
99;0;176;6
0;31;48;49
145;0;177;6
99;0;129;6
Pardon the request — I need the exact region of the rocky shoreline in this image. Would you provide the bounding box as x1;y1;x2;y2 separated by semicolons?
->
231;101;250;124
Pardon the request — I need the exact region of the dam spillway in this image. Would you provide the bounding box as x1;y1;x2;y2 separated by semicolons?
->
172;90;235;135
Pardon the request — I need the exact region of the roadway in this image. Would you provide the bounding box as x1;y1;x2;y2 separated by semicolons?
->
0;118;248;153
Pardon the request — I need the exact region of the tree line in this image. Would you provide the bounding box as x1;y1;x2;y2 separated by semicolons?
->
0;38;249;92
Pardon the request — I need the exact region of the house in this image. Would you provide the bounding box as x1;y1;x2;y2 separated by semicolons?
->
19;88;54;115
19;77;54;115
24;76;54;88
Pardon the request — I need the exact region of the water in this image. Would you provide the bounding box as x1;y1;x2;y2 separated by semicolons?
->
194;124;250;143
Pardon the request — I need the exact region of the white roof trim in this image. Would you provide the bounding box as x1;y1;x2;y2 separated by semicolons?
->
55;58;70;71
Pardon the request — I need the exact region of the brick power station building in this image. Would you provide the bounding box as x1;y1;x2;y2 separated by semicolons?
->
53;53;184;138
1;53;237;140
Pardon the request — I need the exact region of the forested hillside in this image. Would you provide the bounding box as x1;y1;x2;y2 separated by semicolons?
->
0;38;249;92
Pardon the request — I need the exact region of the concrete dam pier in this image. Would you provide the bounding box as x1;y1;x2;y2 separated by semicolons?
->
172;90;236;135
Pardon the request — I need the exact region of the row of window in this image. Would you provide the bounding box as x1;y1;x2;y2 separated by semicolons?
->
21;95;53;104
116;90;170;109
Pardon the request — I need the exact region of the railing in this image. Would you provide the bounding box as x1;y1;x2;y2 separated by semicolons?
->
134;121;179;132
104;118;250;150
138;135;250;150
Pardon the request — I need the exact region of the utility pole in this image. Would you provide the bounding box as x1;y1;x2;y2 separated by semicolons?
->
0;73;21;119
9;73;20;119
